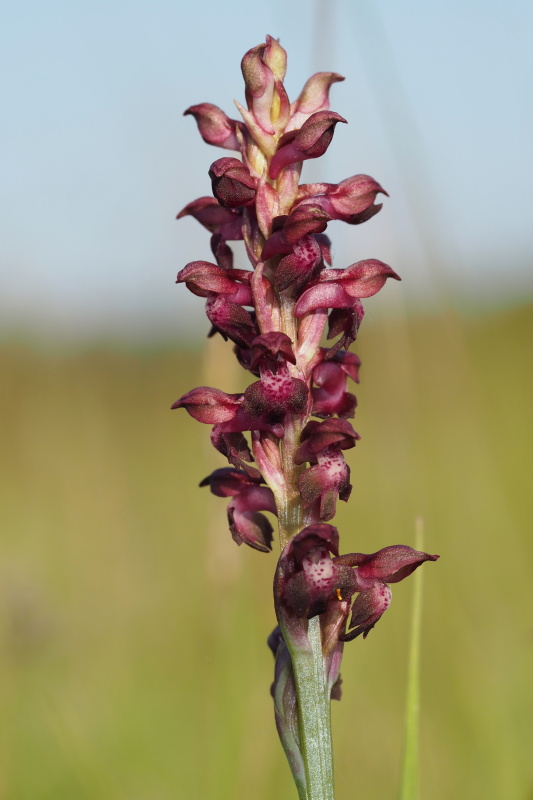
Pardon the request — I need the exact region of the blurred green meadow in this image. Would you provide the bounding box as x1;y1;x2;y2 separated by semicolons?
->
1;303;532;800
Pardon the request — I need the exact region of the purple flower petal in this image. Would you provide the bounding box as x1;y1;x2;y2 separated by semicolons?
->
171;387;242;423
269;111;346;179
184;103;243;150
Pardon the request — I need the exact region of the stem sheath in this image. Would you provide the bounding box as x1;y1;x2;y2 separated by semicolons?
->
288;616;335;800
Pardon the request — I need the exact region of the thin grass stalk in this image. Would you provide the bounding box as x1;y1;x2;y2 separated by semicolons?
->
399;517;425;800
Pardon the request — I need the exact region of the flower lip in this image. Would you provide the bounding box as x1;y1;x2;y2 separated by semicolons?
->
227;482;277;552
210;428;261;479
311;358;358;419
339;583;392;640
201;467;277;553
249;331;296;370
323;349;361;381
326;303;365;356
243;373;308;421
276;523;359;620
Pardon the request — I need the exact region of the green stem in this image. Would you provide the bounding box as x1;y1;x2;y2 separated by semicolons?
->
276;292;336;798
288;616;335;800
277;414;303;548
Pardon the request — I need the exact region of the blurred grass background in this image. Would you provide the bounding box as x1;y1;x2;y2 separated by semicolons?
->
1;302;532;800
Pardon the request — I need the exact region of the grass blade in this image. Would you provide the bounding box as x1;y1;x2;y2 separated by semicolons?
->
398;517;425;800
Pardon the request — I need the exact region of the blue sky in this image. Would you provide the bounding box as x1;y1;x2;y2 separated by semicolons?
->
1;0;532;341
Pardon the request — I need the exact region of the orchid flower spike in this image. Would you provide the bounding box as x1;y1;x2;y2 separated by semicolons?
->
172;35;438;800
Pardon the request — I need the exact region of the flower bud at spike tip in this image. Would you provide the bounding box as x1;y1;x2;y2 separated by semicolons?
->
241;39;286;135
263;35;287;82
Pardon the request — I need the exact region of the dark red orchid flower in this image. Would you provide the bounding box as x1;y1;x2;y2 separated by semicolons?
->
200;467;277;552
